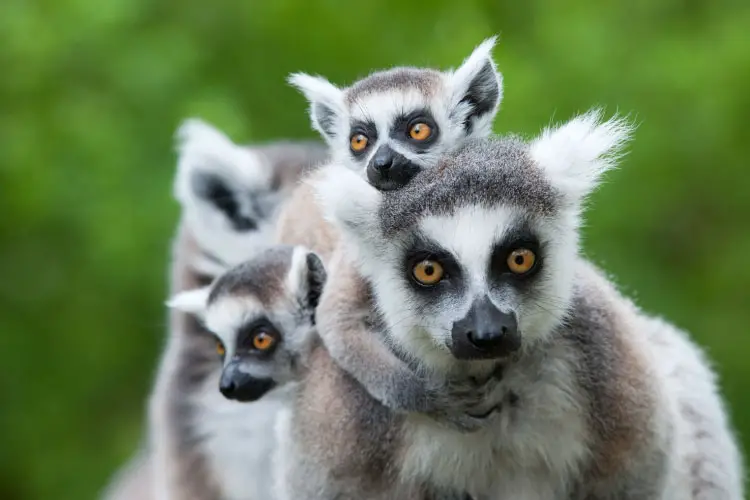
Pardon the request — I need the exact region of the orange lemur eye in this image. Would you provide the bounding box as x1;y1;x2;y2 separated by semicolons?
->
216;341;226;357
412;259;444;286
409;122;432;141
350;133;369;152
252;331;276;351
507;248;536;275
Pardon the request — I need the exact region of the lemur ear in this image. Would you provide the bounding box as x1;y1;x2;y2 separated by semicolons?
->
286;246;328;311
311;165;382;242
448;36;503;137
287;73;345;146
529;109;634;205
174;118;271;233
166;287;211;318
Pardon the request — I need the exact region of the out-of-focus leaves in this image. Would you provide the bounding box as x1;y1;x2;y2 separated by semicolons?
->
0;1;748;498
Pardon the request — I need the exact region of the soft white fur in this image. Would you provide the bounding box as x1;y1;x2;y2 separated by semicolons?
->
529;109;633;204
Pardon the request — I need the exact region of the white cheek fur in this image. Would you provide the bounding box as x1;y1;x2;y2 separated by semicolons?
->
351;205;581;373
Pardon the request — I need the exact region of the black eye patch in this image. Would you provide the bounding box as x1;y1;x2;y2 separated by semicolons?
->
349;120;378;157
488;226;544;289
191;172;258;231
236;317;282;357
401;234;462;293
389;108;440;151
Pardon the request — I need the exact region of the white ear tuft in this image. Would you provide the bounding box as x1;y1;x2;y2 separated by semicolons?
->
448;36;503;137
530;109;634;202
173;118;270;208
310;165;382;240
287;73;345;145
166;287;211;317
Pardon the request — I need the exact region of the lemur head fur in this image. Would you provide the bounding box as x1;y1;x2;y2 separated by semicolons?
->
173;118;327;275
168;245;327;402
315;109;633;374
289;37;502;191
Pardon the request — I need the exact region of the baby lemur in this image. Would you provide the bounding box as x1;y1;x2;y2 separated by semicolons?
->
272;111;745;499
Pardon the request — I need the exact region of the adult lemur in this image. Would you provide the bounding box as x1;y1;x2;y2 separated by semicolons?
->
273;111;745;499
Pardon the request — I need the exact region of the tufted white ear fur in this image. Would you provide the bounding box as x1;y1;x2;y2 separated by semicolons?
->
448;36;503;137
287;73;346;146
173;118;270;207
310;164;382;241
530;109;634;205
166;287;211;318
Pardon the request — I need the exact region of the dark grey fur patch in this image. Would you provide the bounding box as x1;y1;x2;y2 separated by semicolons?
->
191;171;258;232
345;67;442;104
377;136;561;237
457;60;500;133
207;245;296;307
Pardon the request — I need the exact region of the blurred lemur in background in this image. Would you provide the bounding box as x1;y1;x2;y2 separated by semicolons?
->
101;120;328;500
103;35;505;500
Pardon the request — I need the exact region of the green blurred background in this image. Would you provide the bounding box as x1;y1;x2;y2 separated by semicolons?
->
1;0;749;498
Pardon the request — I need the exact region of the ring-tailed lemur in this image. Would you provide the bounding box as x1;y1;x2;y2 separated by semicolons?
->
101;120;328;500
166;245;325;404
287;36;502;191
273;111;745;499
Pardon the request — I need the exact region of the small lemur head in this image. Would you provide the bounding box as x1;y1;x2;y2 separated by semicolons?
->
167;245;327;402
315;110;632;371
288;37;502;191
173;118;282;273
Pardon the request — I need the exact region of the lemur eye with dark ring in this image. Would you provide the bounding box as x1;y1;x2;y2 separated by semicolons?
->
507;248;536;274
350;133;369;152
216;341;226;357
412;259;444;286
252;331;276;351
409;122;432;141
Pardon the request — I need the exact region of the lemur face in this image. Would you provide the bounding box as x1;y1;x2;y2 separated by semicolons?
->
289;37;502;191
316;111;632;369
168;246;326;402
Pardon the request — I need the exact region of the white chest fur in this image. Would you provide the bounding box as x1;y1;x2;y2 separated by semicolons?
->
400;345;590;499
192;378;293;500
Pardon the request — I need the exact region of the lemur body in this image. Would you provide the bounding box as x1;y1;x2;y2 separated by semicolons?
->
104;34;505;497
272;113;744;499
102;120;328;500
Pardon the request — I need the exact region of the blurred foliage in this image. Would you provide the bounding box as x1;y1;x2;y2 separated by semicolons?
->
0;0;749;498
